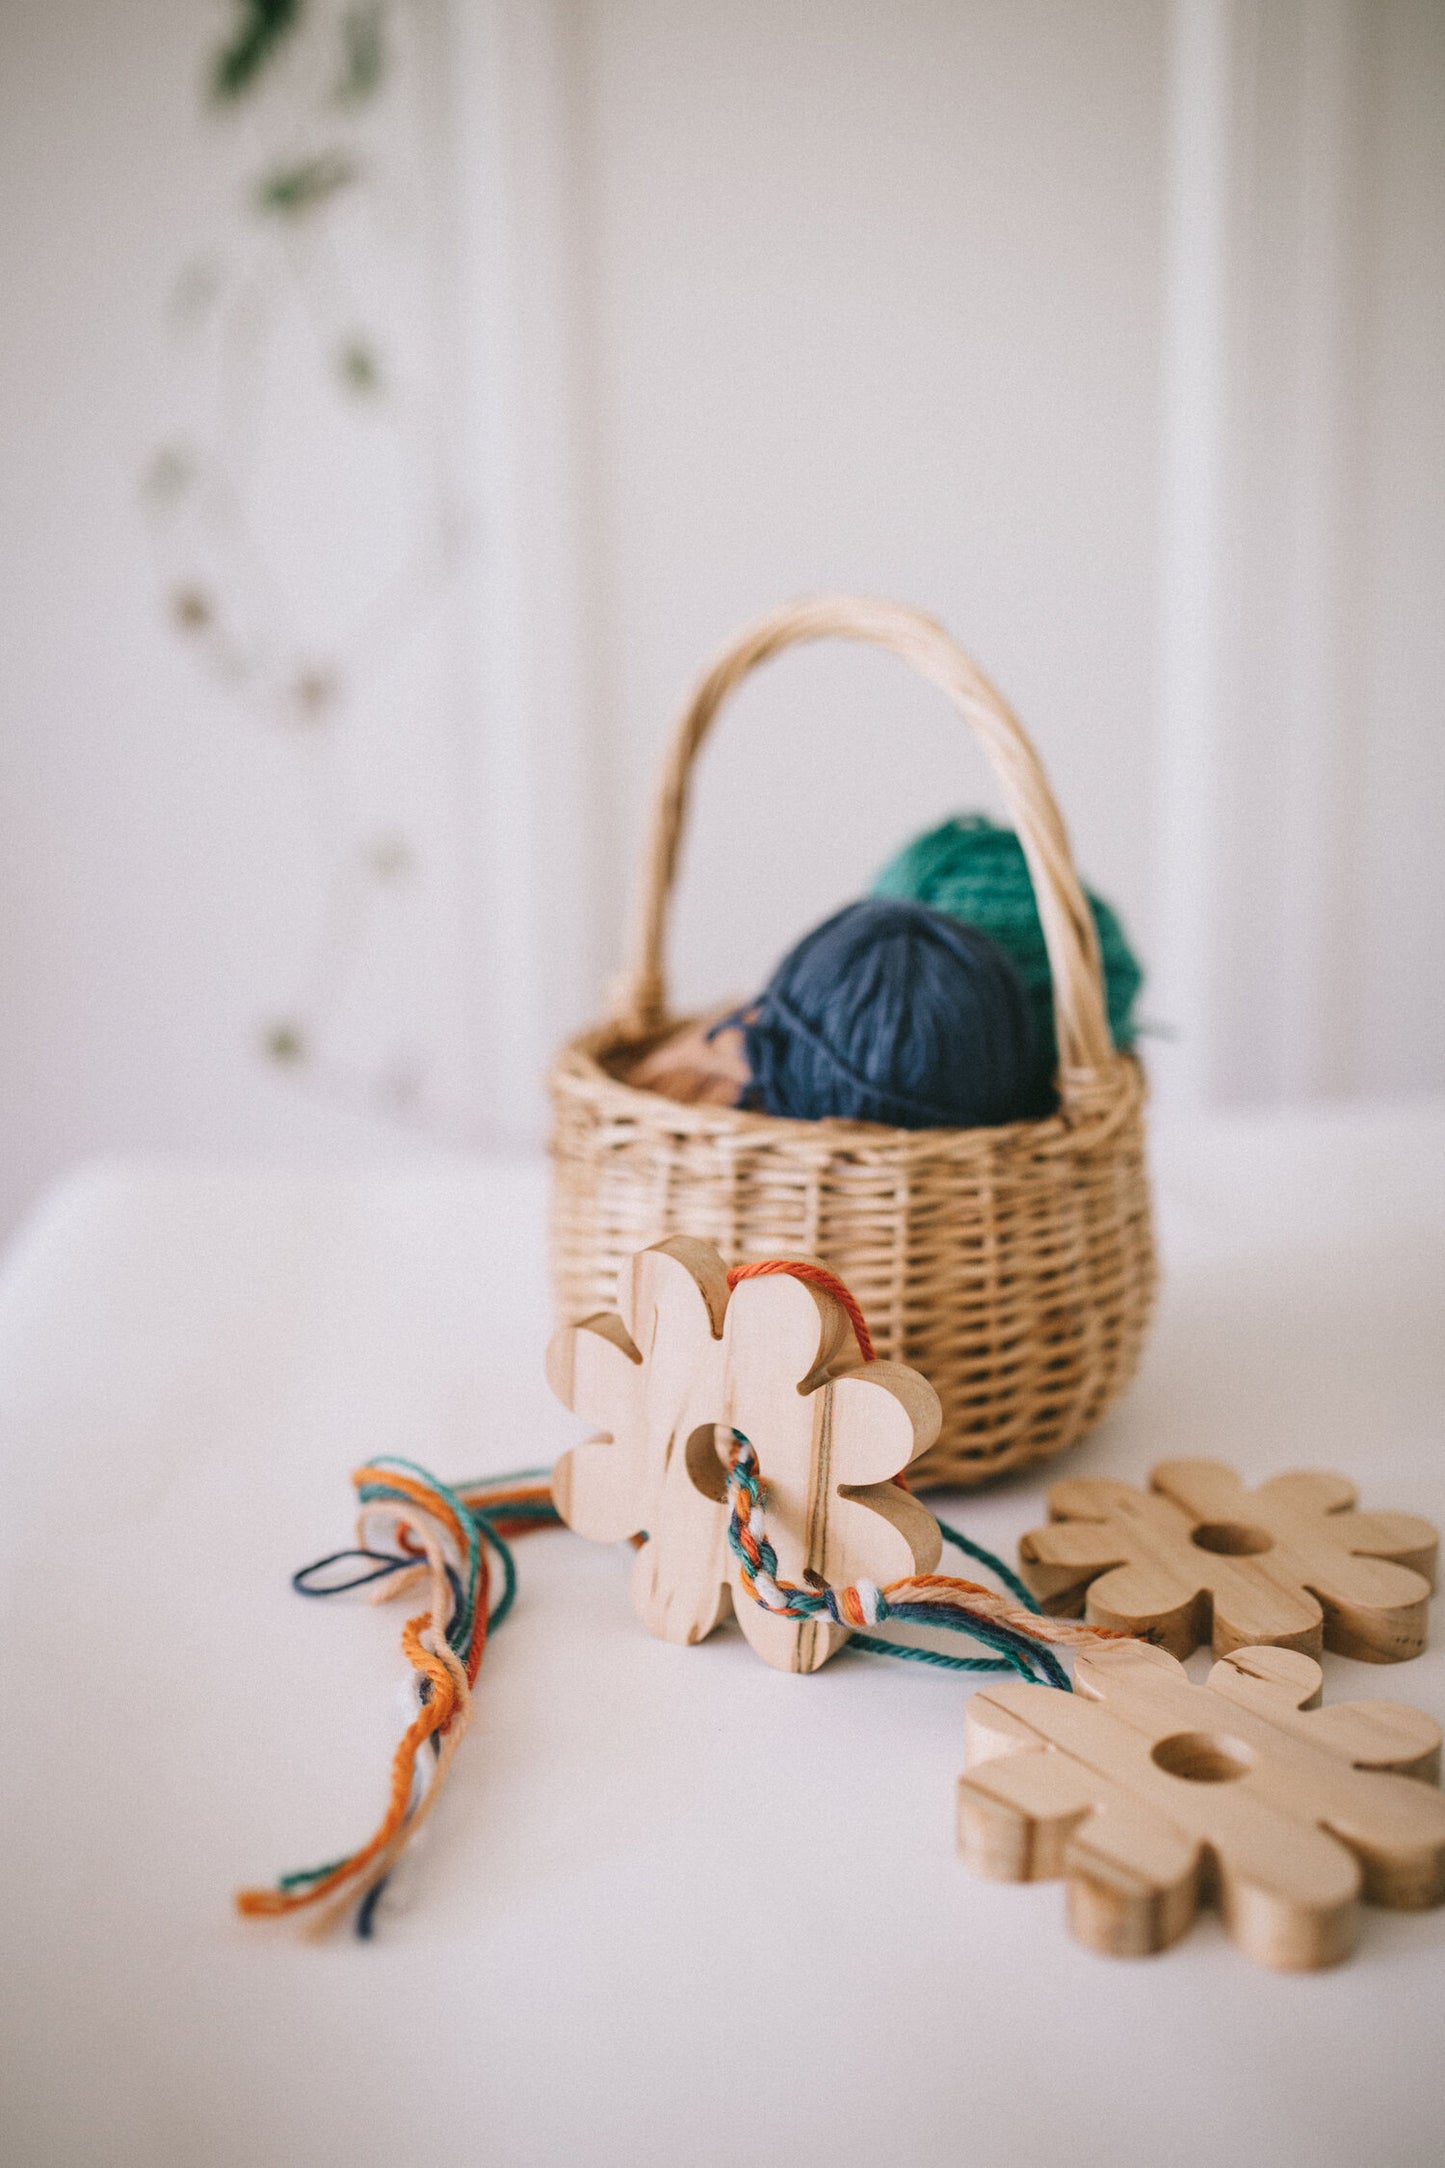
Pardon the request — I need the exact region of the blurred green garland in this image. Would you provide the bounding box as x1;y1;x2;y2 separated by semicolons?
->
212;0;305;102
213;2;387;225
148;0;464;1124
213;0;386;110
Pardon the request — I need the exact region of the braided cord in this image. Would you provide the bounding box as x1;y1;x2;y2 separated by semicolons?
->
722;1429;1102;1690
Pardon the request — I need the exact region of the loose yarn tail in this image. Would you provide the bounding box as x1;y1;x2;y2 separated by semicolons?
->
235;1464;558;1935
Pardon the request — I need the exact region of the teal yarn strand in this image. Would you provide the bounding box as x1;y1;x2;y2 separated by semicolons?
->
935;1515;1042;1613
847;1630;1031;1677
850;1518;1048;1678
872;813;1143;1060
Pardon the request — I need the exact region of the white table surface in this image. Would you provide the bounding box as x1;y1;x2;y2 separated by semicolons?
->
2;1102;1444;2168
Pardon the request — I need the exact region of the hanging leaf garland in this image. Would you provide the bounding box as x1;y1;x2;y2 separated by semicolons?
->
254;150;359;217
152;0;466;1127
212;0;306;103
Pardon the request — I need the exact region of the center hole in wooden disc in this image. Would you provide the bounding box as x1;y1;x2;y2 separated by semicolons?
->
1152;1731;1254;1783
1191;1520;1273;1556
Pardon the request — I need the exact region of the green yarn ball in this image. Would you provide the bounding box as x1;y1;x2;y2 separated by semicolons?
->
871;813;1143;1061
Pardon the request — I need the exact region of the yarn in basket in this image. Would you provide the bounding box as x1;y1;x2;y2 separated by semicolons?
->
872;813;1143;1059
734;897;1052;1128
616;1005;750;1106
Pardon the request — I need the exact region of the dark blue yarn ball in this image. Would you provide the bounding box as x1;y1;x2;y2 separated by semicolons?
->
737;897;1053;1129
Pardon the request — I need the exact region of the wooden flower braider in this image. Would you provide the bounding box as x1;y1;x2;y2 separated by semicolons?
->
1020;1460;1439;1663
549;1237;738;1649
550;1241;941;1671
550;1242;1111;1679
958;1640;1445;1969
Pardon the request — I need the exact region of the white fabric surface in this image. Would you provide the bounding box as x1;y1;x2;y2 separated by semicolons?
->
2;1104;1444;2167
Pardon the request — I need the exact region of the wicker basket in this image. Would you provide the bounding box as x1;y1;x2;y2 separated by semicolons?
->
549;595;1155;1488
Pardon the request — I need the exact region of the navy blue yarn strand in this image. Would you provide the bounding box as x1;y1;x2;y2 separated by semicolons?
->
355;1877;387;1939
293;1549;466;1634
292;1516;521;1634
292;1547;414;1596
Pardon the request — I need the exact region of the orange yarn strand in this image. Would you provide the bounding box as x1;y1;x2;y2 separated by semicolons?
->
235;1611;467;1919
235;1457;515;1928
725;1258;912;1485
726;1258;876;1362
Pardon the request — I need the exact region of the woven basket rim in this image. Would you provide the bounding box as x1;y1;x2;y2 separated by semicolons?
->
554;1020;1145;1159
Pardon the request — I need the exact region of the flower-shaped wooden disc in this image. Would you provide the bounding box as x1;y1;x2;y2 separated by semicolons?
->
548;1242;941;1672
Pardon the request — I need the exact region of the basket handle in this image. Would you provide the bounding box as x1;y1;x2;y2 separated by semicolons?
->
613;594;1115;1087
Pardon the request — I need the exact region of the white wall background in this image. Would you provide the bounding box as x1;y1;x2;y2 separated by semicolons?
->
1;0;1441;1239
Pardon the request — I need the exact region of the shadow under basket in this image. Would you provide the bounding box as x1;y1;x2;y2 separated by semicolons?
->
548;595;1156;1489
